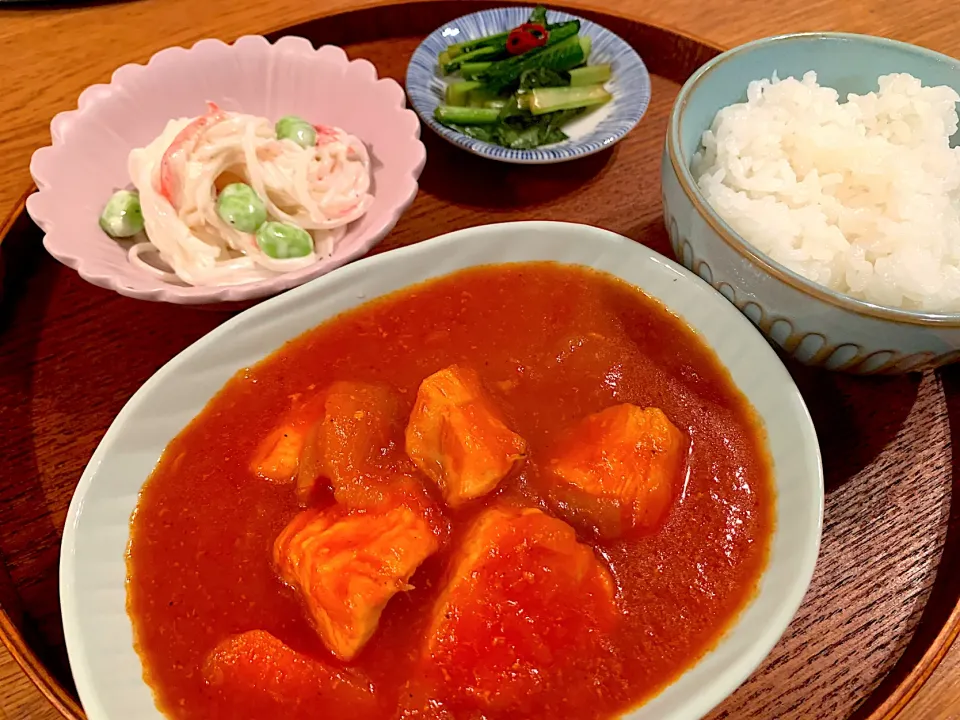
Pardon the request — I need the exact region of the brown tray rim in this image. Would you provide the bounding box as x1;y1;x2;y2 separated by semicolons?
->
0;1;957;718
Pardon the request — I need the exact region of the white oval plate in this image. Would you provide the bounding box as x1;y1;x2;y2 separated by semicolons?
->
61;221;823;720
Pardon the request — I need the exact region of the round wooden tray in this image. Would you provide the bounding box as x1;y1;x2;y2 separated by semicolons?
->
0;2;958;718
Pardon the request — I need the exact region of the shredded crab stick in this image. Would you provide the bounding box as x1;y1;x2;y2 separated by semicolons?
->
158;101;228;208
99;105;374;287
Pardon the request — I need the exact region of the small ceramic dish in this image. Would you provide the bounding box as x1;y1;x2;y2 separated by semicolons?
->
27;35;426;305
406;6;651;164
662;32;960;373
61;221;822;720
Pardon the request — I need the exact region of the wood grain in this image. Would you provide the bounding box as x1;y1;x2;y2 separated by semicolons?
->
0;1;958;719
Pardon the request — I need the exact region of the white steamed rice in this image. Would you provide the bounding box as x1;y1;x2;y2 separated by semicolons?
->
693;71;960;312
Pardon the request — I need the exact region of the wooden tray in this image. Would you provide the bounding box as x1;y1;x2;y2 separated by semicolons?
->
0;2;957;718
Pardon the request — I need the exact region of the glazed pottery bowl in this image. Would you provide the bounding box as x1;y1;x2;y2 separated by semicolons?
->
27;35;426;305
662;32;960;374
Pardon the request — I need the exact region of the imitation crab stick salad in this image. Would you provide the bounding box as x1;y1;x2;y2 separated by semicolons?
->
98;103;373;287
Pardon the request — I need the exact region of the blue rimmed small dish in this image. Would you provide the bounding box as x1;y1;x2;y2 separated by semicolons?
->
406;6;651;164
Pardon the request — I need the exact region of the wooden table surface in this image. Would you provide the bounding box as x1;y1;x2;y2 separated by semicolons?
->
0;0;958;718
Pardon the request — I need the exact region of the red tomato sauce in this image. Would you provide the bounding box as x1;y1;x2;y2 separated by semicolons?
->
127;262;774;719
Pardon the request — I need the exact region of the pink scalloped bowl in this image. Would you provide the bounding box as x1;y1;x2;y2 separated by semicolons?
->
26;35;426;305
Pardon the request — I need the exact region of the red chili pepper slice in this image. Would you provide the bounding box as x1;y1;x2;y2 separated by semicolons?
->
506;23;549;55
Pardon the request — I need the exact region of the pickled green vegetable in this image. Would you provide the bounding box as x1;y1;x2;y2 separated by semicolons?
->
99;190;144;238
430;5;617;151
569;64;611;86
528;5;548;25
216;183;267;233
477;30;584;94
435;106;501;125
256;221;314;259
275;115;317;148
528;84;611;115
460;61;493;80
446;80;482;106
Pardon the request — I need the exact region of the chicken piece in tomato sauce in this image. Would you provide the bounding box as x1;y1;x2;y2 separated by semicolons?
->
546;404;687;539
406;506;619;717
202;630;377;717
405;365;527;508
273;504;439;661
297;381;405;505
249;392;328;484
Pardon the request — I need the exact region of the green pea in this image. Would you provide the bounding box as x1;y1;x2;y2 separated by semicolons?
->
256;221;314;259
216;183;267;233
275;115;317;148
99;190;144;238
